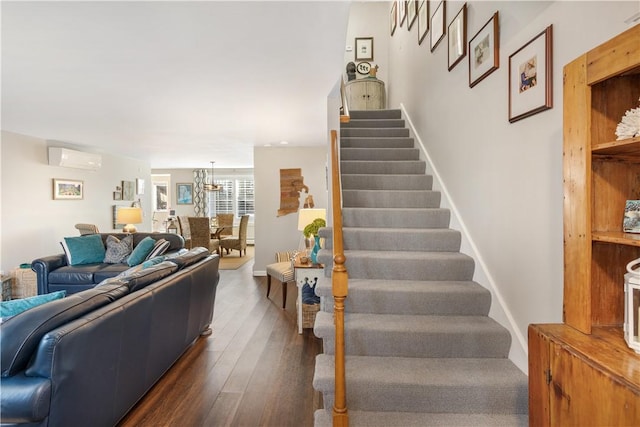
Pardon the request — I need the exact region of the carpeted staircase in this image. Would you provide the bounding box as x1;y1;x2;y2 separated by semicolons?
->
312;109;528;426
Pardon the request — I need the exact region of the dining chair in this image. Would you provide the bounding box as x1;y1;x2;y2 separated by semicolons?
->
220;215;249;256
187;217;220;255
216;214;234;237
177;216;192;249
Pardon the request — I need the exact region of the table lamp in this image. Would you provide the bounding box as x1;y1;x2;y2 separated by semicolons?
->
297;208;326;253
117;207;143;233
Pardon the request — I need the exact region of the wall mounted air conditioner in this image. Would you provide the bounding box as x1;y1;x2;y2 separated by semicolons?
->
48;147;102;171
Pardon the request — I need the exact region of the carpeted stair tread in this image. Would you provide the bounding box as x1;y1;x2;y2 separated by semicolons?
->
314;277;491;316
342;207;451;228
341;160;425;175
341;137;414;148
342;189;441;208
317;250;474;281
342;118;406;128
349;109;402;120
342;174;432;190
341;147;420;161
341;127;409;138
314;354;529;414
314;311;511;358
343;227;461;251
314;409;528;427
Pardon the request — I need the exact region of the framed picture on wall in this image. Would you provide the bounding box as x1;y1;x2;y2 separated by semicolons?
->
417;0;429;45
52;179;83;200
355;37;374;61
390;1;398;36
508;25;553;123
407;0;418;30
430;0;446;52
469;11;500;88
176;183;194;205
447;3;467;71
122;180;135;201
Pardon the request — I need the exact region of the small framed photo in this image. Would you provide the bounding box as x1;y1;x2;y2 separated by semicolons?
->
122;180;135;201
417;0;429;45
407;1;418;30
176;183;194;205
399;0;407;27
624;200;640;233
136;178;145;195
469;11;500;88
113;191;122;201
53;179;83;200
447;3;467;71
355;37;373;61
508;25;553;123
390;2;398;36
430;0;446;52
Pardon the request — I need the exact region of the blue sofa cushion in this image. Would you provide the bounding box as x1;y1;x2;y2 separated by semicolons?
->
61;234;106;266
0;284;129;377
0;291;66;318
118;261;179;293
127;236;156;266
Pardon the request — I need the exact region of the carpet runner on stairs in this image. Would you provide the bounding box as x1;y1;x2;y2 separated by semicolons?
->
312;109;528;426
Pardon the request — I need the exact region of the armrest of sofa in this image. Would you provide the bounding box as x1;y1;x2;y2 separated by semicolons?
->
32;254;68;295
0;373;51;424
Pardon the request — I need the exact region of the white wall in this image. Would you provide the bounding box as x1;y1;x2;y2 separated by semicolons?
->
377;0;638;372
1;131;152;273
253;146;328;275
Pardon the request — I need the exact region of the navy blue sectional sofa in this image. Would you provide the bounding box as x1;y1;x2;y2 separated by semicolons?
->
0;247;220;427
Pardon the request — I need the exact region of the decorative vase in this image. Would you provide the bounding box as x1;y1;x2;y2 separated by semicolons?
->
310;235;321;264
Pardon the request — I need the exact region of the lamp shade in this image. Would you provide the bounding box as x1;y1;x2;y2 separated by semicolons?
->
117;207;143;233
297;208;326;231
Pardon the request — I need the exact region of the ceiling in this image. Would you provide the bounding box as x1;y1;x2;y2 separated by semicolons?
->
1;1;352;169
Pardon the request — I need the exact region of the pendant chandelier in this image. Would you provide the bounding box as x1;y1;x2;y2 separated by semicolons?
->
204;161;222;192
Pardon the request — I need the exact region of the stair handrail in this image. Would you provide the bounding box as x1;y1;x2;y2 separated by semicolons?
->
340;78;350;123
330;128;349;426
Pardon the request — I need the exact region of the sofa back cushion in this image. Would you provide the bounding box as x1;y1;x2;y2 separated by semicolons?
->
166;247;211;270
117;261;179;293
0;283;129;377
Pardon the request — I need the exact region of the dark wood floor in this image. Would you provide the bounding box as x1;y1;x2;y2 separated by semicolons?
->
118;260;323;427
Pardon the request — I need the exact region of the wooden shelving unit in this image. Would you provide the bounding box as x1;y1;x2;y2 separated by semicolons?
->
529;24;640;425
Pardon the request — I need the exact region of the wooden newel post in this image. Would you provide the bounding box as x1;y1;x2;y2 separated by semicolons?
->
332;254;348;427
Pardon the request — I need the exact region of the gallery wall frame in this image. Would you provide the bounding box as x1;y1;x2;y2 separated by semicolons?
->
508;25;553;123
122;180;135;201
399;0;407;27
355;37;374;61
176;182;194;205
390;1;398;36
469;11;500;88
430;0;446;52
52;178;83;200
407;0;418;30
447;3;467;71
417;0;429;45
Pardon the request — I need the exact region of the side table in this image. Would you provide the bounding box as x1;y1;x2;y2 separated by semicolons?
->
293;258;323;334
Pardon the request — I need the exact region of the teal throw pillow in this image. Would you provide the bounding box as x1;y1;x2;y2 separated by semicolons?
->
0;291;66;318
62;234;106;266
141;256;166;269
127;237;157;266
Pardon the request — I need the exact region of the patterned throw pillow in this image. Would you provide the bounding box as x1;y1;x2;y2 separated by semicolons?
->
145;239;170;260
104;234;133;264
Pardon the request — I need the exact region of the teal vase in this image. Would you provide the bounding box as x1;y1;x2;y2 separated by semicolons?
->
310;235;321;264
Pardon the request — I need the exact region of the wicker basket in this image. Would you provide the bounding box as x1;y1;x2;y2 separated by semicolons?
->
11;268;37;299
301;303;320;329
